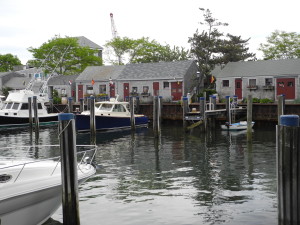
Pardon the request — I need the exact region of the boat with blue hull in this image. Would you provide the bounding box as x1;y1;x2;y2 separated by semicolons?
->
75;97;148;132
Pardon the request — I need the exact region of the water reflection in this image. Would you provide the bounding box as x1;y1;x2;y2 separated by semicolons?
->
0;123;277;225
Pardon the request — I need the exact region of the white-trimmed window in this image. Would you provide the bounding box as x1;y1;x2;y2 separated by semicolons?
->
265;78;273;86
99;85;106;94
222;80;229;87
163;82;169;88
86;85;94;94
249;79;256;86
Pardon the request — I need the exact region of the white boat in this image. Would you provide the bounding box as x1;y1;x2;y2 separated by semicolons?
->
0;89;58;128
221;121;255;130
0;145;97;225
75;96;148;132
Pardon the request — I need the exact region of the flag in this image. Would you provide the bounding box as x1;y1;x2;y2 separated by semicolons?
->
91;79;95;85
210;75;215;83
69;80;72;85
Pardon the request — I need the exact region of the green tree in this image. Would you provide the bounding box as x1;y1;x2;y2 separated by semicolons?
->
105;37;189;65
259;30;300;60
1;86;13;97
188;8;255;88
219;34;256;64
28;35;102;75
0;54;22;72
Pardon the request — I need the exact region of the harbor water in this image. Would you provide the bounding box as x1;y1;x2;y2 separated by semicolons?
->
0;123;278;225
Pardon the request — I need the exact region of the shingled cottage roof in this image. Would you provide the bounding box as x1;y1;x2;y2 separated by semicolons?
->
117;60;196;80
215;59;300;78
76;65;125;82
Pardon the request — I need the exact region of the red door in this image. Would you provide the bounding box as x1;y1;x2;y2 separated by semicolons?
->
153;82;159;96
277;78;295;99
78;85;83;101
123;83;129;99
171;82;182;101
235;79;242;99
110;83;115;98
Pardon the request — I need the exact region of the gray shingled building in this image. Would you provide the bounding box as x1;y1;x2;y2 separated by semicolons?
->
75;60;199;102
213;59;300;101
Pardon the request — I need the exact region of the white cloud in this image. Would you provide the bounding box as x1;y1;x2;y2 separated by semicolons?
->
1;0;300;64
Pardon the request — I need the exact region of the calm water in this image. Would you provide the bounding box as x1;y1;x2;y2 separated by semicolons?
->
0;123;278;225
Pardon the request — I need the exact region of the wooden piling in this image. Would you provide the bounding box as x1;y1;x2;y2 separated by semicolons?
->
32;96;39;138
153;96;161;137
28;97;33;130
199;97;206;131
129;96;136;130
68;97;73;113
247;95;253;141
89;96;96;144
278;95;285;124
79;98;84;113
225;96;231;124
135;96;140;113
182;96;188;129
58;113;80;225
49;98;53;113
277;115;300;225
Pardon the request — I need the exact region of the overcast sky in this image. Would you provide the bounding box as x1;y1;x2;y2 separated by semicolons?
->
1;0;300;64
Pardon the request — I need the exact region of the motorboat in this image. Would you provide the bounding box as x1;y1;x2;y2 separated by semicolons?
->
75;96;148;132
0;89;58;128
0;145;97;225
221;121;255;131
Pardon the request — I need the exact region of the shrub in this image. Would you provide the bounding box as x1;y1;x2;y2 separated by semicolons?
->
197;89;217;100
260;98;273;104
252;98;260;103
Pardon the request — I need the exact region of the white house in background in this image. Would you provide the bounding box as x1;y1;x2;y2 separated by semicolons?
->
213;59;300;101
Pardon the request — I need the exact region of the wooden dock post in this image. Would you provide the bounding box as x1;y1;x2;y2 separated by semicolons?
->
28;97;33;130
182;96;188;129
199;97;206;131
87;97;91;111
129;96;136;130
68;97;73;113
247;95;253;141
135;96;140;113
32;96;39;138
49;98;53;113
153;96;161;137
79;98;84;113
89;96;96;144
58;113;80;225
225;96;231;124
277;115;300;225
278;95;285;124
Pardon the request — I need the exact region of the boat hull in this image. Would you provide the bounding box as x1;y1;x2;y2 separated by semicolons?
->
75;114;148;132
221;121;255;131
0;162;95;225
0;114;58;128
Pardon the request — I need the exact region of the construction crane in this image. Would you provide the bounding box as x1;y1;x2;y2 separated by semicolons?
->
110;13;118;39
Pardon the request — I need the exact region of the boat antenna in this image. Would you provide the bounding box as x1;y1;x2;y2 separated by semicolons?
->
25;46;56;91
39;44;71;96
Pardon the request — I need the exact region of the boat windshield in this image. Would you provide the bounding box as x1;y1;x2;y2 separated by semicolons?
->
112;104;127;112
99;103;113;111
12;103;20;110
6;103;13;109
